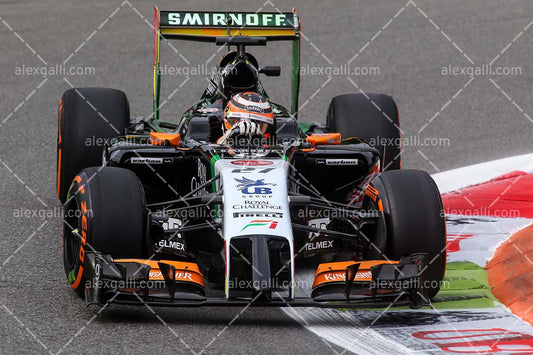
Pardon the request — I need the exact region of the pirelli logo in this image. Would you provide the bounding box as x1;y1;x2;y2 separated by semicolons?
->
160;11;295;28
233;212;283;218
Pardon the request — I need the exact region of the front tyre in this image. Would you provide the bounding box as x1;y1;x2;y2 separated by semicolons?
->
63;167;147;297
370;169;446;299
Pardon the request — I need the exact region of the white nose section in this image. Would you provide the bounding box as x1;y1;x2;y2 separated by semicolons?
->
215;158;295;298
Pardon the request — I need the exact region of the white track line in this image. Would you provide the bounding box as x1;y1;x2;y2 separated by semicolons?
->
432;153;533;194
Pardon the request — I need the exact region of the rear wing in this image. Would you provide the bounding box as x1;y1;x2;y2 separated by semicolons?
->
152;8;301;119
159;11;299;40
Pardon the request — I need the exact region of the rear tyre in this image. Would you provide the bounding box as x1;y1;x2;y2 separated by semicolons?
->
63;167;147;297
57;88;130;203
327;93;401;170
370;169;446;299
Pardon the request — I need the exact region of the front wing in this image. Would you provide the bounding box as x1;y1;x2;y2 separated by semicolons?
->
83;253;430;309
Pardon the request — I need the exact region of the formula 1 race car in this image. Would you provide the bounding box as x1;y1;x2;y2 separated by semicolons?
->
56;9;446;309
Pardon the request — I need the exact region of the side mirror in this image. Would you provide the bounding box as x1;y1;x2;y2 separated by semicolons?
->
259;66;281;77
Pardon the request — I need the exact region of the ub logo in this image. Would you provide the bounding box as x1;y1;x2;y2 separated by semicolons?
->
235;177;276;194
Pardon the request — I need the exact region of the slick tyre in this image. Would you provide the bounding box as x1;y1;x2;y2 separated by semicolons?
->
57;88;130;203
370;169;446;299
63;167;147;297
327;93;401;170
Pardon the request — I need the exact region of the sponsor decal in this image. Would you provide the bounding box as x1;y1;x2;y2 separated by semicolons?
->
242;187;272;195
245;105;264;113
149;270;194;281
308;218;329;230
233;200;282;210
231;160;273;166
162;217;182;231
305;240;334;251
157;239;185;251
130;157;164;164
324;272;345;281
365;185;379;202
235;176;276;195
156;218;187;255
307;218;329;243
191;159;208;196
241;219;278;231
163;12;293;28
304;218;336;257
317;159;359;166
233;212;283;218
154;236;187;257
67;175;89;289
242;193;273;199
323;270;372;282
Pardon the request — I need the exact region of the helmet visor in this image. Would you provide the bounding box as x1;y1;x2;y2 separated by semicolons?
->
226;117;270;134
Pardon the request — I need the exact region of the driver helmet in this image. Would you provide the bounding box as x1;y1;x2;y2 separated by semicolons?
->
224;92;274;135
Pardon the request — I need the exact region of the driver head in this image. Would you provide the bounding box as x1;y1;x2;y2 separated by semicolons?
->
224;92;273;134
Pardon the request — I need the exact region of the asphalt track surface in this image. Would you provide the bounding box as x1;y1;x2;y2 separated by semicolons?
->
1;0;533;354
